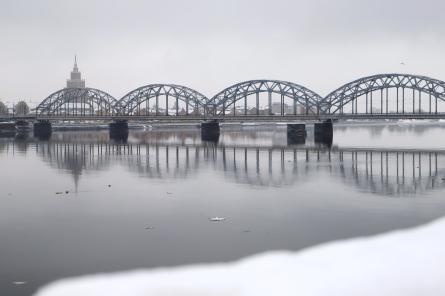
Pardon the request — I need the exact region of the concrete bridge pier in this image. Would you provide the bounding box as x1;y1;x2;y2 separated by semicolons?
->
109;120;129;141
33;120;52;139
201;120;220;142
287;124;306;145
314;119;333;146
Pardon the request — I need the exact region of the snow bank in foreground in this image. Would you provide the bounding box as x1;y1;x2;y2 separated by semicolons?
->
35;218;445;296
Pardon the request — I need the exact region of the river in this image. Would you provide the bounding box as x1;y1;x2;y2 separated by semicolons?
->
1;122;445;295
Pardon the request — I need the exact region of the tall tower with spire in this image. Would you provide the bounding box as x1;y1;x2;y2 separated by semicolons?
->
66;55;86;88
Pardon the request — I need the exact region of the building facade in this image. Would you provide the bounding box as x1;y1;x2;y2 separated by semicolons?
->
66;55;85;88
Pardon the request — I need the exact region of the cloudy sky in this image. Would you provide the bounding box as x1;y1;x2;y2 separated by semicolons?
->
1;0;444;103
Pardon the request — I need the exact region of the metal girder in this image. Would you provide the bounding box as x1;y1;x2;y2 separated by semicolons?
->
117;84;208;115
321;74;445;114
34;74;445;118
36;88;119;116
208;80;322;115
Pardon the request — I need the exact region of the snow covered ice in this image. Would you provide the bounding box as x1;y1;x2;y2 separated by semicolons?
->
35;217;445;296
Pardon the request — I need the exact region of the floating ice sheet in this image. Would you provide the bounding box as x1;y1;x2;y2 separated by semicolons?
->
35;217;445;296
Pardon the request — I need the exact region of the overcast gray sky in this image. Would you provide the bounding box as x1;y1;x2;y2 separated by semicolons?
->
1;0;444;102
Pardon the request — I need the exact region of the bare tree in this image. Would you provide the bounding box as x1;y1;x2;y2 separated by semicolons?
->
15;101;30;116
0;101;8;115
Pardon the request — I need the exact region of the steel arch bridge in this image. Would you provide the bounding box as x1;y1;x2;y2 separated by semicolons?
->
322;74;445;115
36;88;119;117
208;80;322;116
16;73;445;121
116;84;209;116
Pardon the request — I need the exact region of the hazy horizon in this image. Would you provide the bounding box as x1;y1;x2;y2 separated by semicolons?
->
1;0;445;103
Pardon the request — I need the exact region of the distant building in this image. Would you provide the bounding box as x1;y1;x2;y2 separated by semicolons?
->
271;102;305;115
271;102;294;114
66;55;85;88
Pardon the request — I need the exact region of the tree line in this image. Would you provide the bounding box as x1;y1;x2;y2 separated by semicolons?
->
0;101;30;116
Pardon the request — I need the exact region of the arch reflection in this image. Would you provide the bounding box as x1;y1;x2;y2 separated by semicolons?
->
1;137;444;197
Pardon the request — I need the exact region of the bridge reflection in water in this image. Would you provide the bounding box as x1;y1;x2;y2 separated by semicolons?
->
2;134;444;197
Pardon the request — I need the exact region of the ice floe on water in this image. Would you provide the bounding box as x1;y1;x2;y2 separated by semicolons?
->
209;217;225;222
35;217;445;296
13;281;27;285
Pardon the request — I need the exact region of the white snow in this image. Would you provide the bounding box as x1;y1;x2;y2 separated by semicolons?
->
35;217;445;296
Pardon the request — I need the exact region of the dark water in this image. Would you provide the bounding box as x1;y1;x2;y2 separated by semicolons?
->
2;122;445;295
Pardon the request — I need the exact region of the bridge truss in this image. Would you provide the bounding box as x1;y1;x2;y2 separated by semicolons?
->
36;88;119;117
208;80;322;116
116;84;208;116
323;74;445;115
13;73;445;121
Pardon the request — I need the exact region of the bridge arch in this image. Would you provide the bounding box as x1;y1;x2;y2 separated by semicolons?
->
117;84;208;116
209;80;322;116
322;74;445;115
36;88;119;117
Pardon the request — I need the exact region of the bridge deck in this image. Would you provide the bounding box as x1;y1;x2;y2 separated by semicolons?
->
2;113;445;122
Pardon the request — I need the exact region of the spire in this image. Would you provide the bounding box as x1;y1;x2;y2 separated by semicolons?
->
73;54;78;72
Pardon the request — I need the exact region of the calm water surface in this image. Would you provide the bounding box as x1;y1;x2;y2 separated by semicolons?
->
2;122;445;295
